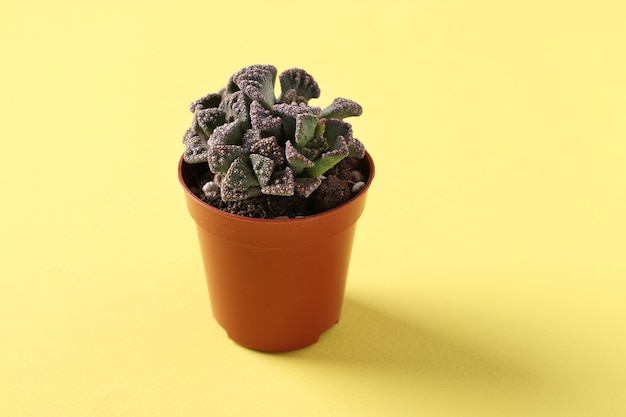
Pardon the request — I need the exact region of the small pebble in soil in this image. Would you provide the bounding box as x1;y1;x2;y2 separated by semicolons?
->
352;170;366;182
202;181;220;199
351;181;365;193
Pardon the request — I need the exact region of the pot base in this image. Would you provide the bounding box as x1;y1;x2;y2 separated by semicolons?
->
225;323;335;352
215;302;343;352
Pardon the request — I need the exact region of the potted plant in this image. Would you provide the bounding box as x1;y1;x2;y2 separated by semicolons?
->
178;64;374;352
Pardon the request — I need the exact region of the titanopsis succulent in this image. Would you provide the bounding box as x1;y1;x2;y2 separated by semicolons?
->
183;65;365;202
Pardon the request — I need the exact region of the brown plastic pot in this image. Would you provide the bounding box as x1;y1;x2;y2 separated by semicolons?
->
178;152;374;352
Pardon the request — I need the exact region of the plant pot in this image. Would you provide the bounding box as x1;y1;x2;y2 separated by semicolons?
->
178;152;374;352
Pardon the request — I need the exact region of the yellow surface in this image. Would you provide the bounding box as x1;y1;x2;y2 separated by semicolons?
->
1;0;625;415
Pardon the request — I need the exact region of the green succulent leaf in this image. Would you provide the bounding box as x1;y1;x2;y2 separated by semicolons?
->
220;185;261;202
207;144;248;174
278;68;320;103
183;135;209;164
209;119;245;146
319;97;363;119
226;72;241;94
271;103;321;138
304;135;349;177
322;118;353;148
218;91;251;127
279;89;303;105
189;93;222;112
249;153;274;187
285;140;315;175
347;137;366;158
196;107;227;136
294;177;323;197
261;167;295;197
314;118;326;138
191;112;208;140
235;65;277;109
305;135;329;152
223;157;259;191
241;128;262;150
297;146;322;162
249;136;285;166
249;100;282;138
294;113;318;147
182;128;194;145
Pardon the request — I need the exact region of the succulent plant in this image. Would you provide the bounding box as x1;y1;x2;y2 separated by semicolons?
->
183;65;365;202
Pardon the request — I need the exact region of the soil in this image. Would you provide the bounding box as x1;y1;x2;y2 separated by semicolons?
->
183;157;367;219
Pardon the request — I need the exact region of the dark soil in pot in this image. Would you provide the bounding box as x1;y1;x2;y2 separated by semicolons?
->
183;156;367;219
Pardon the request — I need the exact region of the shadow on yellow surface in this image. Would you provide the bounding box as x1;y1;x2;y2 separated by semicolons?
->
309;299;533;379
278;297;558;413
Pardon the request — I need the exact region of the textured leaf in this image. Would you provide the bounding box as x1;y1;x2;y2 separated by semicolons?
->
249;136;284;166
208;119;245;147
249;153;274;187
322;118;353;148
271;102;321;138
182;128;194;145
183;135;209;164
223;157;259;191
278;68;320;103
196;107;226;136
220;185;261;202
189;93;222;112
241;128;262;150
261;168;295;196
314;118;326;138
319;97;363;119
347;137;366;158
285;140;314;175
304;135;349;177
294;177;322;197
191;112;208;140
298;146;322;162
235;65;277;109
304;135;329;152
218;91;251;126
249;100;282;138
294;113;318;147
207;144;247;174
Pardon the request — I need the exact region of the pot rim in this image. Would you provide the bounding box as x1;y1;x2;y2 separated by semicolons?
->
178;151;375;224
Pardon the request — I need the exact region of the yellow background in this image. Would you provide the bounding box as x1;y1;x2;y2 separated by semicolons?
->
1;0;625;415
